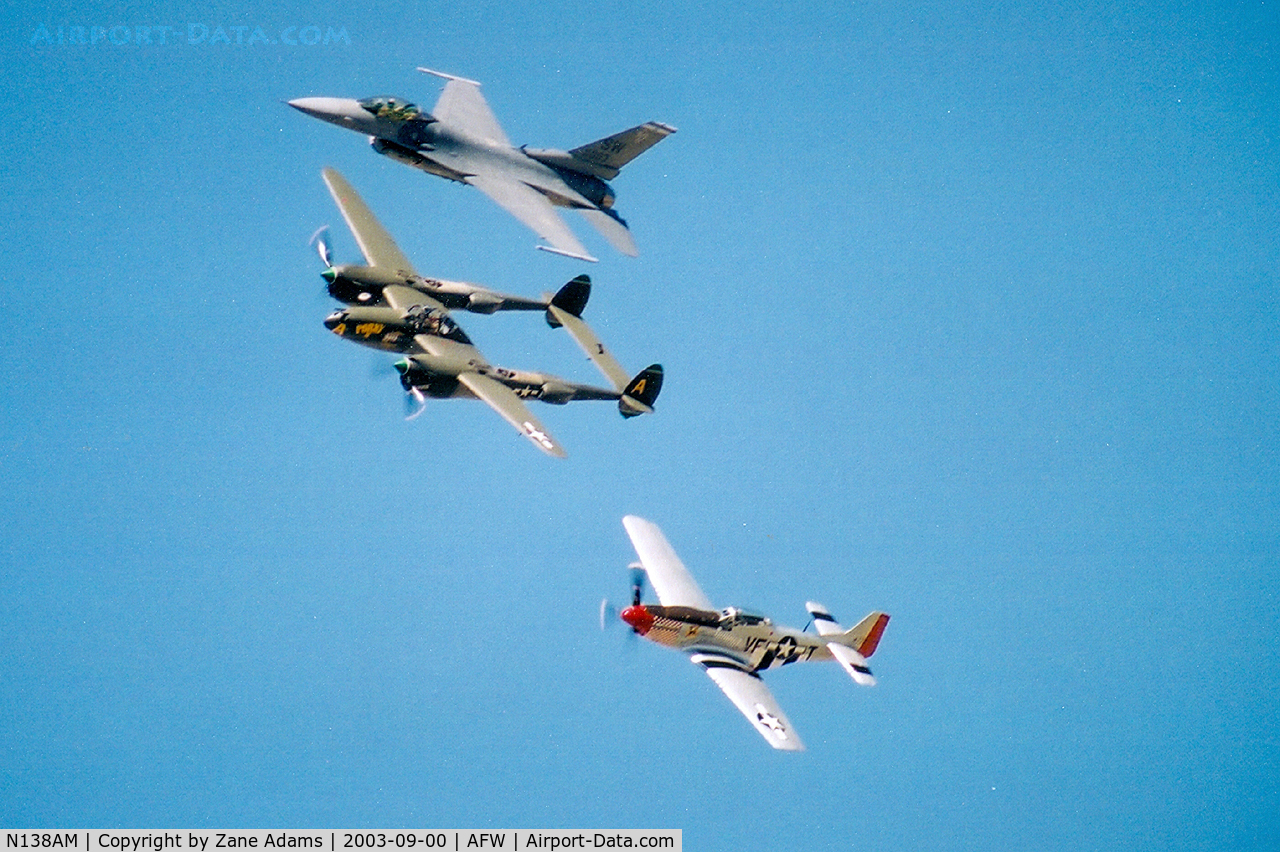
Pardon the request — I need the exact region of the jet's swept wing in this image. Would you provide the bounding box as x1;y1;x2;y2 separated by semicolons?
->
322;167;417;273
465;172;597;262
692;653;805;752
456;371;567;459
622;515;715;610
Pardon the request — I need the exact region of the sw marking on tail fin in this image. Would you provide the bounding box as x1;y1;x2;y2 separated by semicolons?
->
568;122;677;180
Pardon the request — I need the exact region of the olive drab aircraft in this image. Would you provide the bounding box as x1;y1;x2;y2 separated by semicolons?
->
290;68;676;262
313;167;663;458
609;516;889;751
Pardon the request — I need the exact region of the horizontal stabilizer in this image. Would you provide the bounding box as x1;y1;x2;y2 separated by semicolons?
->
806;603;888;687
578;208;638;257
827;643;877;687
544;280;633;394
569;121;677;180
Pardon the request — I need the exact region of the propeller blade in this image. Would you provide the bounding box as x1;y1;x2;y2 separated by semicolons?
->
599;598;617;631
629;564;646;607
404;386;426;421
309;225;333;268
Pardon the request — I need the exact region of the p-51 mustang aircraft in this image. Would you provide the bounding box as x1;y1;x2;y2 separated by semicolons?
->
611;516;889;751
291;68;676;262
314;167;663;458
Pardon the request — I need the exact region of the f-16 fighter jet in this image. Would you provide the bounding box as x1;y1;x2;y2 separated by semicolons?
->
314;168;663;458
291;68;676;262
609;516;889;751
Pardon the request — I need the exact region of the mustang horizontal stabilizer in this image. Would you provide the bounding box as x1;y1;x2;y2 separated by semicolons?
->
806;602;889;687
693;653;805;752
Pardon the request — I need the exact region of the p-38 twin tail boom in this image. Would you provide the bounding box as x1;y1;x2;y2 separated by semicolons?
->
291;68;676;262
314;167;662;458
614;516;889;751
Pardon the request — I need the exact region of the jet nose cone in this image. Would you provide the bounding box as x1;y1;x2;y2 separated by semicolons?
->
323;310;346;331
620;605;655;636
287;97;368;127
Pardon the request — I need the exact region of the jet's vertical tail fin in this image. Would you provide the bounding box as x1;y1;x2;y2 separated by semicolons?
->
568;122;677;180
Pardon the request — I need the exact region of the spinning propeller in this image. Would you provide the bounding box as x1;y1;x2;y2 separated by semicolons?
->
600;564;648;631
313;225;422;419
309;226;334;274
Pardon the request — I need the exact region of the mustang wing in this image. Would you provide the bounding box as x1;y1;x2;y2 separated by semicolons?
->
428;76;510;146
622;516;714;610
463;173;597;262
321;167;418;274
455;372;567;459
693;654;805;752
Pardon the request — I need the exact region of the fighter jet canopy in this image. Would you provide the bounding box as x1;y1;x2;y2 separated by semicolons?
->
357;96;422;120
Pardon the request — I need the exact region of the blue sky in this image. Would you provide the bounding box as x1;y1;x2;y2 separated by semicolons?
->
1;0;1277;848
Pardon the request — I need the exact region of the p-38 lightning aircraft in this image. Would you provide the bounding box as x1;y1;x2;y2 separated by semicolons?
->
611;516;889;751
314;167;662;458
291;68;676;262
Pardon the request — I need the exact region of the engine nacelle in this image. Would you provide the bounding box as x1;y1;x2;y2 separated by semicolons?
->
466;292;504;314
329;264;409;288
538;380;576;405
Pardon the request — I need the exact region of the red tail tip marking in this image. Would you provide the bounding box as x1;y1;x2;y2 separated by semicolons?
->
858;614;890;657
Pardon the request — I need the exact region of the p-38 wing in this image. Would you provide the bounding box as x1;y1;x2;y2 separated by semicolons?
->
320;166;665;457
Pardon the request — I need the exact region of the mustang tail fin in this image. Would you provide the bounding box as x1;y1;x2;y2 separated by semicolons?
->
805;602;889;687
568;121;677;180
619;364;663;418
843;610;891;658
